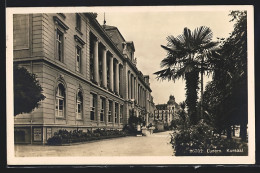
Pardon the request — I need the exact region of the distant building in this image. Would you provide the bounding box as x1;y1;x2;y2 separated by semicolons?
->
154;95;179;126
13;13;154;144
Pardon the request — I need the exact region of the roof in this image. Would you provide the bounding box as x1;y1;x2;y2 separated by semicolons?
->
167;95;175;105
102;24;126;42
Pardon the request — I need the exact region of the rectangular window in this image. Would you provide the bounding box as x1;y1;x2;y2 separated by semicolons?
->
76;103;81;118
108;100;112;122
115;103;118;123
76;94;83;119
76;46;81;72
59;99;64;117
76;14;81;31
90;94;96;120
120;105;123;123
100;97;105;122
99;50;103;85
90;40;94;81
55;98;64;117
56;29;64;62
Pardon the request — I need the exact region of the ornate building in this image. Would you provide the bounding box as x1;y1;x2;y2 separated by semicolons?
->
13;13;154;144
154;95;179;126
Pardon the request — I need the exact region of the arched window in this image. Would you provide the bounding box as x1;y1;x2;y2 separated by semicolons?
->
76;91;83;119
55;83;65;117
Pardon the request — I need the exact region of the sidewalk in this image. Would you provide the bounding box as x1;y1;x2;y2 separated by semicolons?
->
15;131;174;157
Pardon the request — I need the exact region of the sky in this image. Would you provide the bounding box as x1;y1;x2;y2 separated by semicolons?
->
96;10;235;105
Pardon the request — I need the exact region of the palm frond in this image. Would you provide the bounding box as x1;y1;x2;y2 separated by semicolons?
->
161;45;179;53
154;68;176;81
193;26;213;45
160;56;177;68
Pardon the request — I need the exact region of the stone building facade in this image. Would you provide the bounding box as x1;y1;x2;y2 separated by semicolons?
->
154;95;179;126
13;13;154;144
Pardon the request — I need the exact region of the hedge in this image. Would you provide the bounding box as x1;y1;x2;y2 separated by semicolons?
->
47;129;127;145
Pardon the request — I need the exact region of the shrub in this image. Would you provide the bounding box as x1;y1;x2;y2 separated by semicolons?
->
47;135;62;145
123;124;137;135
170;120;248;156
47;128;127;145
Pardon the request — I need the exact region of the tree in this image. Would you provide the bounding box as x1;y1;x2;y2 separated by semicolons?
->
203;11;247;141
14;65;45;116
154;26;219;124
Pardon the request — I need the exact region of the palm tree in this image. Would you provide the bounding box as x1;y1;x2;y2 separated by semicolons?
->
154;26;219;124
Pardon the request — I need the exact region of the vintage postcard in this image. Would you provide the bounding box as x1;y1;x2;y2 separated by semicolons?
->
6;5;255;165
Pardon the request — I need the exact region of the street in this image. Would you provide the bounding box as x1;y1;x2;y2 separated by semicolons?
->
15;131;174;157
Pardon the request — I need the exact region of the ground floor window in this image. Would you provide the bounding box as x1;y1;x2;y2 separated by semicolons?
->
90;93;96;120
108;100;112;122
55;83;65;117
115;103;119;123
100;97;105;122
76;91;83;119
120;105;123;123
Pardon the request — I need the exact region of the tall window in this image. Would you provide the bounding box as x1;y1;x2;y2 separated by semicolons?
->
115;103;118;123
90;93;96;120
90;39;94;81
98;48;103;85
55;83;65;117
120;105;123;123
113;61;116;92
76;91;83;119
76;46;81;72
56;29;64;62
100;97;105;122
108;100;112;122
76;14;81;31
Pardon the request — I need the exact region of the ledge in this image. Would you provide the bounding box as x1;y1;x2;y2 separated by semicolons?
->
53;16;69;31
74;35;85;46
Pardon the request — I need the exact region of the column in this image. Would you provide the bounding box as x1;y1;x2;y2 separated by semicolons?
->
135;79;138;102
140;87;142;106
102;48;107;88
144;90;146;108
139;85;142;106
93;38;99;84
109;56;114;91
142;88;144;107
115;61;119;94
137;84;140;105
119;66;122;96
133;77;136;100
126;69;129;99
131;75;134;99
128;73;131;99
144;89;146;107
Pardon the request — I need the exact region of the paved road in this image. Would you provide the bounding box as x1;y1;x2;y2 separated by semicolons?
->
15;131;174;157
